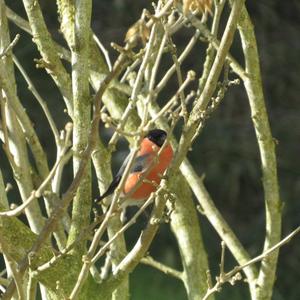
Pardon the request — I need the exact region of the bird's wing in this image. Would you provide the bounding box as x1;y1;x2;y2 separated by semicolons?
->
98;153;150;201
117;152;150;176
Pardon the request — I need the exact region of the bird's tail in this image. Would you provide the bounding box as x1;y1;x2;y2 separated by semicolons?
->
96;175;121;203
97;189;112;203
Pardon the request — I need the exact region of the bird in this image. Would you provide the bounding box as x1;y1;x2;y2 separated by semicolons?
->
97;129;173;207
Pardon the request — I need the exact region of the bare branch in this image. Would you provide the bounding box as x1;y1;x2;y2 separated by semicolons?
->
1;36;129;300
67;0;93;253
183;5;247;81
0;147;72;217
203;227;300;300
155;29;201;94
0;34;20;59
12;55;60;143
93;34;112;71
238;5;282;298
141;256;183;281
22;0;73;117
0;250;25;300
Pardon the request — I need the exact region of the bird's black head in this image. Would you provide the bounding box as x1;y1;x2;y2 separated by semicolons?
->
146;129;167;147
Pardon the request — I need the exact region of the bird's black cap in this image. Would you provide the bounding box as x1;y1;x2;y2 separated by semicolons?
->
146;129;167;147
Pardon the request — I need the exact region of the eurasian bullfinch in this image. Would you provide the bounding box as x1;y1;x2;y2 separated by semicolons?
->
98;129;173;206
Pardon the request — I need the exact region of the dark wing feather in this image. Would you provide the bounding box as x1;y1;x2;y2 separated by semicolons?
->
116;153;150;176
98;153;150;201
98;175;122;201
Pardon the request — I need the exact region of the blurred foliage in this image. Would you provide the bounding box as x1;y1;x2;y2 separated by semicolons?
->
3;0;300;299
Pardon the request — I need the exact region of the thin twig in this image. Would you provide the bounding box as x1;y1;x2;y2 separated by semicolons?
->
0;93;19;172
92;196;154;264
0;34;20;59
0;148;72;217
141;256;183;280
26;275;37;300
219;241;226;277
22;0;73;117
93;34;112;71
34;215;105;273
183;8;247;81
13;55;60;143
0;121;72;217
202;226;300;300
165;26;187;122
0;251;25;300
167;90;196;121
155;30;201;94
5;6;31;34
150;70;195;125
5;6;68;61
108;21;159;147
198;0;226;94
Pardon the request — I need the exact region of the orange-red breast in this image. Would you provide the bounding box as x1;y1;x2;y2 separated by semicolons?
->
98;129;173;205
